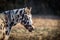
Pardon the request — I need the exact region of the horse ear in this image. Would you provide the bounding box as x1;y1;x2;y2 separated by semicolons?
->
25;7;32;12
25;7;28;13
25;7;32;15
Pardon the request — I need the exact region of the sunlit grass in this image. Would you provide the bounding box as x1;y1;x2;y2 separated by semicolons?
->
0;16;60;40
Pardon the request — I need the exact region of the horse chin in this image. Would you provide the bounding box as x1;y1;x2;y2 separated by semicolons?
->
24;25;34;32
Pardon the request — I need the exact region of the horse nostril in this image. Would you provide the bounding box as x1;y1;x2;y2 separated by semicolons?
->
28;27;34;32
27;25;34;32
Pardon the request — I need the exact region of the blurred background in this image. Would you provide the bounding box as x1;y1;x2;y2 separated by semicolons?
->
0;0;60;16
0;0;60;40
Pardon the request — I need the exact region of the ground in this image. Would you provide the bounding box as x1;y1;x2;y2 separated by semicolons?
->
0;15;60;40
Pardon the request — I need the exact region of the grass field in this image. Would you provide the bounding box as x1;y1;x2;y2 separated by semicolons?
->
0;15;60;40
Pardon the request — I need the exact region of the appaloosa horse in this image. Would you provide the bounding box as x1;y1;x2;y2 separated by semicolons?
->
0;7;34;40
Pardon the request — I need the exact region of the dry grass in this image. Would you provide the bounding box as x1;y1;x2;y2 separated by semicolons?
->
0;15;60;40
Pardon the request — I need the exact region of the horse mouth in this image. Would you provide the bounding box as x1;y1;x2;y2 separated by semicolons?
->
24;25;34;32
